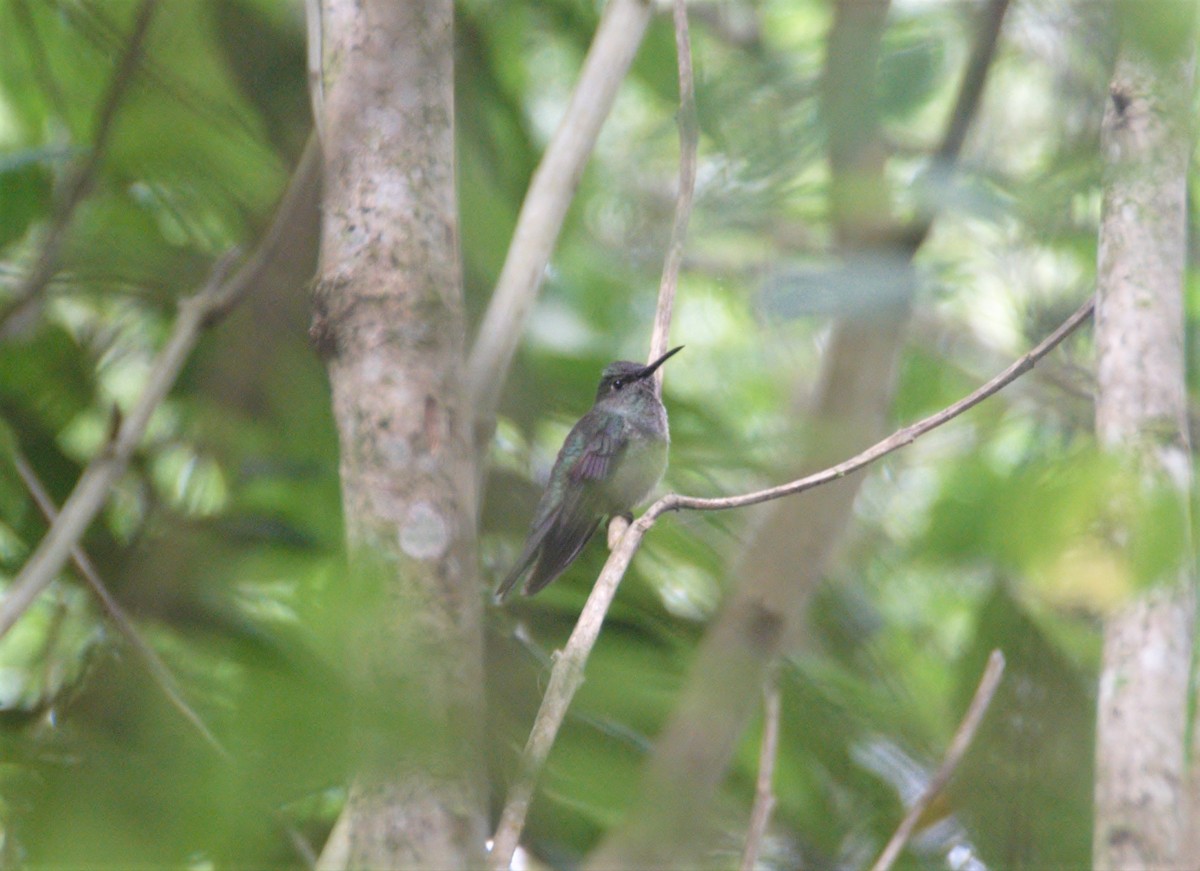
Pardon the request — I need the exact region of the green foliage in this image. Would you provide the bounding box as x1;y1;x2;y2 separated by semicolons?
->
0;0;1193;868
0;155;51;253
952;584;1095;870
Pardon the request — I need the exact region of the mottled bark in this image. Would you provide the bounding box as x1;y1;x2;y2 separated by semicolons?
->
1092;49;1194;871
312;1;485;867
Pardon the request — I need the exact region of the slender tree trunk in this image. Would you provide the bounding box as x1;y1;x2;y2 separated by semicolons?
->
311;1;485;867
1092;45;1195;871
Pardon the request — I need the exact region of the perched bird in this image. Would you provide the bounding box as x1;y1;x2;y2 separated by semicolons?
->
494;346;683;601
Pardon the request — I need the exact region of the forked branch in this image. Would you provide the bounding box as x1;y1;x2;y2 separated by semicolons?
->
490;2;694;866
0;131;321;641
11;448;227;755
492;297;1092;861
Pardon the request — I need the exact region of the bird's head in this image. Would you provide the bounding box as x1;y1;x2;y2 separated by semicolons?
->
593;345;683;403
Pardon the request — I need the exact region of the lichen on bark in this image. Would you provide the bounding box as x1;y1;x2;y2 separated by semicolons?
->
313;1;486;867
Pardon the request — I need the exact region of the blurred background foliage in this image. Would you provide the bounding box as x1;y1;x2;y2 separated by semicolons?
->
0;0;1193;868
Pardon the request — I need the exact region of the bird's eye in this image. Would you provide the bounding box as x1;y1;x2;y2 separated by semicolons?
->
612;379;625;391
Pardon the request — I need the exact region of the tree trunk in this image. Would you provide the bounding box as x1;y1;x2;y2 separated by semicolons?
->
1092;47;1195;871
311;1;485;867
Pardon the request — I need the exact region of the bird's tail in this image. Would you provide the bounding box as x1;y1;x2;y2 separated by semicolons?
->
493;543;538;603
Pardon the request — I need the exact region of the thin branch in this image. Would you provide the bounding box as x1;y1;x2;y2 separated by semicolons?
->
466;0;653;421
490;8;691;864
489;509;652;871
0;121;320;638
0;0;158;333
906;0;1010;251
11;448;229;756
656;296;1094;515
936;0;1010;166
739;674;782;871
869;649;1007;871
490;297;1093;863
0;252;238;641
648;0;697;383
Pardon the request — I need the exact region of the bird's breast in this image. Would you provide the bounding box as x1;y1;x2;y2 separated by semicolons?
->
602;429;668;512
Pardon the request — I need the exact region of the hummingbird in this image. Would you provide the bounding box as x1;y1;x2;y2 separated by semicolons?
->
494;346;683;602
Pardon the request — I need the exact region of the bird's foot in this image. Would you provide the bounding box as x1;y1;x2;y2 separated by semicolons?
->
607;513;633;549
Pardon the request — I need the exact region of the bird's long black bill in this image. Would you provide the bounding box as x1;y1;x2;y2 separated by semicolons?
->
634;345;684;381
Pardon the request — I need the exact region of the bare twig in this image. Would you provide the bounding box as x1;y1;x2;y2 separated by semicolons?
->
739;674;782;871
490;298;1092;863
0;253;239;640
648;0;697;385
0;128;325;638
0;121;319;637
657;296;1094;515
11;448;228;755
489;508;652;871
466;0;653;421
0;0;158;333
936;0;1010;166
869;649;1007;871
907;0;1010;251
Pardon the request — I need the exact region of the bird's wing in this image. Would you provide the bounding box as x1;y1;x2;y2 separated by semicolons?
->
521;415;625;595
566;413;625;484
495;415;626;601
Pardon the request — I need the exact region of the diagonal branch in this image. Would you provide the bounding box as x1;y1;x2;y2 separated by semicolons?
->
0;0;158;334
466;0;653;424
869;649;1007;871
0;252;237;640
493;297;1094;865
906;0;1010;252
660;297;1094;514
937;0;1010;167
0;123;321;640
11;447;228;756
